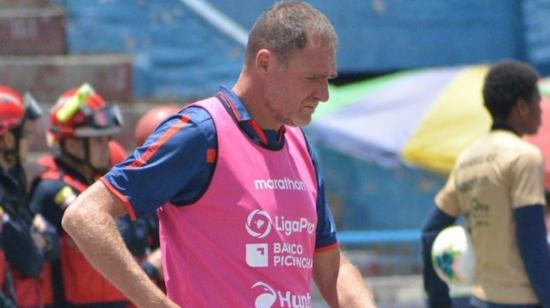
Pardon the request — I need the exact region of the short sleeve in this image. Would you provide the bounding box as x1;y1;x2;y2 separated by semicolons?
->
303;135;337;249
510;149;545;209
314;170;338;249
102;107;216;218
435;170;461;217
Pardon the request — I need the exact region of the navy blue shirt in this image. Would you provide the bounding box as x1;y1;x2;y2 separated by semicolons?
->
104;86;338;249
0;167;48;278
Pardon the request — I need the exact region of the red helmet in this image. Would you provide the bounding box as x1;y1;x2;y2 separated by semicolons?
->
134;105;180;146
108;139;127;165
0;86;42;136
49;83;123;140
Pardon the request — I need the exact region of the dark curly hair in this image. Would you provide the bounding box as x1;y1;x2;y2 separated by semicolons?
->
482;60;540;120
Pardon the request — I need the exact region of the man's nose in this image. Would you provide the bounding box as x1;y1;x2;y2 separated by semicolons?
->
314;79;330;102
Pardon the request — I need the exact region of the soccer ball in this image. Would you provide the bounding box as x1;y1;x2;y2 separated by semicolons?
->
431;225;475;286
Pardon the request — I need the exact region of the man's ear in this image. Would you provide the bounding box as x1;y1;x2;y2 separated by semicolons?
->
255;49;271;73
516;98;530;117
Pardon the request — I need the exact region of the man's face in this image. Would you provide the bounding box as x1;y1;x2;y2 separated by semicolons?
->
88;136;111;170
0;121;32;164
263;36;337;128
67;135;111;171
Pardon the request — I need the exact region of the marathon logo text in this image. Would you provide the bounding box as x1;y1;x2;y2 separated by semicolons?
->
254;177;306;191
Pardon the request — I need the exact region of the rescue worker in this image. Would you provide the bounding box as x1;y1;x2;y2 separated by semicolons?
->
28;83;129;307
0;85;58;307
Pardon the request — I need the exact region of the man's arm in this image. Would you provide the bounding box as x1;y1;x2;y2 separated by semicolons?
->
514;205;550;307
61;181;178;308
313;248;376;307
421;206;456;308
1;217;45;277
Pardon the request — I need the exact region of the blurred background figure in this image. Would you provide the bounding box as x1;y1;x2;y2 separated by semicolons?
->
0;85;58;308
421;60;550;308
28;84;131;307
108;139;128;167
134;105;180;147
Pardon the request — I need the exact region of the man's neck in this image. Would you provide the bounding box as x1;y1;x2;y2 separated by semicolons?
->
232;75;282;130
58;155;96;184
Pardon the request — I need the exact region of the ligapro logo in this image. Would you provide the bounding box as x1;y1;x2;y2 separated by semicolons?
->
246;209;272;238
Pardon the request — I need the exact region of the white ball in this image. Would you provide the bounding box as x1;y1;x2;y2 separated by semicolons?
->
431;225;475;286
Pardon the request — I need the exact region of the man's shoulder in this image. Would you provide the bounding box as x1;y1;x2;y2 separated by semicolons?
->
182;105;215;127
147;105;217;151
462;131;540;160
30;169;69;197
494;133;542;164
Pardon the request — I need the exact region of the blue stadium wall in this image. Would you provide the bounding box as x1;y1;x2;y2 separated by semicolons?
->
55;0;550;102
312;143;446;230
54;0;244;100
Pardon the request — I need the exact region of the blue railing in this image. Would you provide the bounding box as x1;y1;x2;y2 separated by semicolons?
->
338;229;420;246
337;229;422;276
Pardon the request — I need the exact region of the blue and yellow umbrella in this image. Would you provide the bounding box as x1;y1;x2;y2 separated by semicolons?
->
312;65;492;174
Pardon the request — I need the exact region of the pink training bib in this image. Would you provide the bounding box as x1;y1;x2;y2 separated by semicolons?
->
158;96;319;307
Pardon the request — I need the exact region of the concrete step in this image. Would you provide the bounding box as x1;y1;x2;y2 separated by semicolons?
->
0;0;51;8
0;54;133;103
0;7;66;55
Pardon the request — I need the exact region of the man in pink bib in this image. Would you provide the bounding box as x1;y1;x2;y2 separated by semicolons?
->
62;1;376;307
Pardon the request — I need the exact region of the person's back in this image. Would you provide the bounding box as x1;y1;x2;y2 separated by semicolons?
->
422;60;550;308
451;130;543;303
